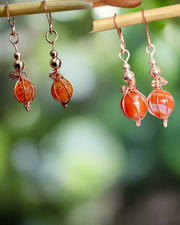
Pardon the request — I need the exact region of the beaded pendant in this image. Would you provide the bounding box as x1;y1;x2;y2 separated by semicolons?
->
9;52;36;111
49;50;73;108
120;63;148;127
147;59;174;127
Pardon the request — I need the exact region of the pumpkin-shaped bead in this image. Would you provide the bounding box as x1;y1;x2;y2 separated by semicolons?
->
148;90;174;127
120;91;148;127
13;78;36;111
51;77;73;108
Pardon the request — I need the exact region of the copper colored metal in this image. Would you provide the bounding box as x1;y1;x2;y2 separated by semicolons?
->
114;13;126;53
45;30;58;51
44;0;73;108
114;13;148;126
142;8;156;60
142;8;174;127
7;3;36;111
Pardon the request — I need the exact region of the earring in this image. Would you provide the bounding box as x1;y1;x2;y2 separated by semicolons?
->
114;14;148;127
44;0;73;108
142;9;174;127
7;3;36;111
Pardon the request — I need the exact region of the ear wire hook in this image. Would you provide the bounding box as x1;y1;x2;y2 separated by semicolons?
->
142;8;155;59
44;0;53;34
114;13;130;63
142;8;151;47
7;2;20;52
7;2;16;35
114;13;126;53
44;0;58;50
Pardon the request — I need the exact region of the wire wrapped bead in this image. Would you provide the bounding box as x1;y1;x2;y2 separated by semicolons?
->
13;78;36;111
148;90;174;127
121;91;148;127
51;77;73;108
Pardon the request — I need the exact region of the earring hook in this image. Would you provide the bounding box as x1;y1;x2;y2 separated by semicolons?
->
7;2;20;52
44;0;53;34
114;13;126;53
114;13;130;63
142;8;155;59
7;2;15;35
44;0;58;50
142;8;152;47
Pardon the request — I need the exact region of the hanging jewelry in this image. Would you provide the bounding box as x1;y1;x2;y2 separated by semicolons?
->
7;3;36;111
44;0;73;108
114;14;148;127
142;9;174;127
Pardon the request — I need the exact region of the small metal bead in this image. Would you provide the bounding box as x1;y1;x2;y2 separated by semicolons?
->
50;57;62;69
122;63;130;71
123;71;134;83
14;52;21;60
13;60;25;71
50;50;58;58
149;59;157;67
150;66;162;78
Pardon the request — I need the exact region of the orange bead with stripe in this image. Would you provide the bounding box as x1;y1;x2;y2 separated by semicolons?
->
120;91;148;127
148;90;174;126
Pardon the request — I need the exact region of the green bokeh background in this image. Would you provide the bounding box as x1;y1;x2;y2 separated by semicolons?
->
0;0;180;224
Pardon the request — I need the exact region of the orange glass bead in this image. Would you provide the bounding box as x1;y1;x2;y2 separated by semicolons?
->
51;78;73;108
120;91;148;127
13;79;36;111
148;90;174;127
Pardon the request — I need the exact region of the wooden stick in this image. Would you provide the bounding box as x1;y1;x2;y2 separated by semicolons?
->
0;0;93;17
0;0;144;17
91;4;180;33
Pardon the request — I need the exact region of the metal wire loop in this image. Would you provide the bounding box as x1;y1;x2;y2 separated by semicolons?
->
9;32;20;44
9;32;20;52
46;30;58;50
119;49;130;63
146;44;155;59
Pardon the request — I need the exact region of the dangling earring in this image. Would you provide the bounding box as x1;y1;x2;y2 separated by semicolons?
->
114;14;148;127
44;0;73;108
142;9;174;127
7;3;36;111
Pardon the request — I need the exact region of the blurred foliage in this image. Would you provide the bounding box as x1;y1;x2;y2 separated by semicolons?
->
0;0;180;225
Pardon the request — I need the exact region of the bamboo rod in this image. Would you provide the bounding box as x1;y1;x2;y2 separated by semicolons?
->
0;0;144;17
91;4;180;33
0;0;93;17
